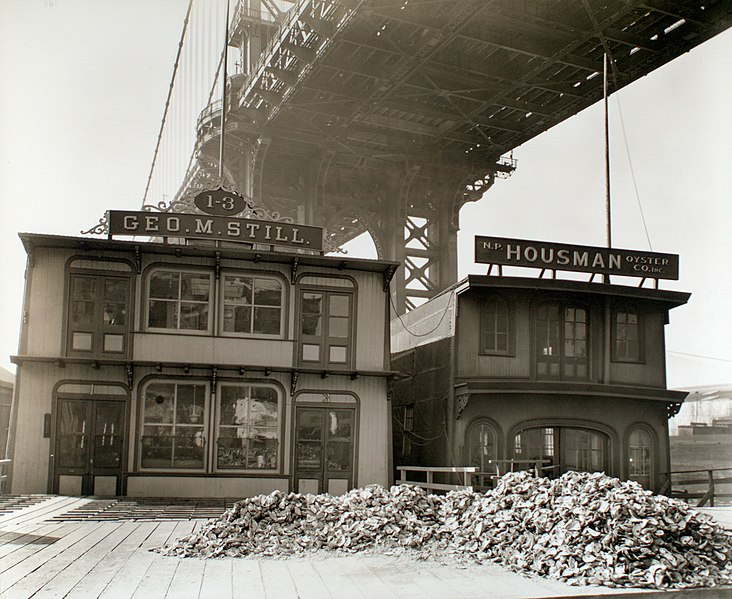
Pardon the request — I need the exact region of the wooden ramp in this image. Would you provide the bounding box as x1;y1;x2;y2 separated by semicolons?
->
1;496;730;599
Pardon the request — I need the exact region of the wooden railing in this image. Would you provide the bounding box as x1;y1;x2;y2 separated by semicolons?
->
397;466;477;492
661;467;732;507
0;459;10;495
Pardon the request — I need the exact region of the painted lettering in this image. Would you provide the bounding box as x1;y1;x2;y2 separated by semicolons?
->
556;249;570;266
291;228;305;244
573;251;589;267
228;221;241;236
592;253;605;268
123;215;138;230
275;226;288;242
524;246;538;262
167;217;180;233
609;253;621;270
195;219;213;235
506;244;520;260
145;216;159;232
245;223;260;237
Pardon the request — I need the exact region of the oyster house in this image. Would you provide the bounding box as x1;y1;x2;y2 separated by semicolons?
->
6;194;397;498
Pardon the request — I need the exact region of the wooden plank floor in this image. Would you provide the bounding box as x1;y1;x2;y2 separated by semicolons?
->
1;497;731;599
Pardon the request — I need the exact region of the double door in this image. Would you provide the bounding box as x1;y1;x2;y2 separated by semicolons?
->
54;398;125;496
294;407;355;495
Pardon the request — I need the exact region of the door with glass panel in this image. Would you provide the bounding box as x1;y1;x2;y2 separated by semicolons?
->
536;303;588;380
295;407;355;495
54;399;125;496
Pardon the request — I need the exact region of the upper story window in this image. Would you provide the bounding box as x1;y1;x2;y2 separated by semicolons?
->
536;302;589;380
481;297;511;355
147;269;213;333
221;274;284;337
299;290;353;368
67;273;131;358
613;309;642;363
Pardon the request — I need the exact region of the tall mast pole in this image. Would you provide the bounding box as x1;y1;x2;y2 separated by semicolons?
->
604;53;612;249
218;0;231;181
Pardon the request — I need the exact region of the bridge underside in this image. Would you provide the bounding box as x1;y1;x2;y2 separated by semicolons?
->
187;0;732;310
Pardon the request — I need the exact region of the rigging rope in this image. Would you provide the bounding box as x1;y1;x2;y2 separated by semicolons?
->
141;0;194;205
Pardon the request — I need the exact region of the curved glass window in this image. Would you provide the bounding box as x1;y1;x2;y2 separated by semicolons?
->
628;428;653;488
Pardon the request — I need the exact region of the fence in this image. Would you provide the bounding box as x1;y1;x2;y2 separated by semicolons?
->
397;466;476;492
661;467;732;507
0;459;10;495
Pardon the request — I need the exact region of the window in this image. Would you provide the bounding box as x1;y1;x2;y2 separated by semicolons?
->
466;421;497;489
628;428;653;488
221;274;283;336
67;274;131;357
614;309;642;362
481;298;511;354
147;270;212;332
401;404;414;456
139;379;282;473
536;303;588;380
217;383;280;470
140;381;208;470
299;290;353;368
514;426;608;477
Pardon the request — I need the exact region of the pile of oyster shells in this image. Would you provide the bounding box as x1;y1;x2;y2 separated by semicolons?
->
159;471;732;589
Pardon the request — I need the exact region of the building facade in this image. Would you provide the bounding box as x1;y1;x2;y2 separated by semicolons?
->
391;275;690;493
9;233;397;497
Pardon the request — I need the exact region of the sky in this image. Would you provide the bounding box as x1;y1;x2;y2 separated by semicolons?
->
1;1;731;389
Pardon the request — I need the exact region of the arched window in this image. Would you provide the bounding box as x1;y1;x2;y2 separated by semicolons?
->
628;428;653;488
513;426;608;477
481;297;511;354
466;421;497;489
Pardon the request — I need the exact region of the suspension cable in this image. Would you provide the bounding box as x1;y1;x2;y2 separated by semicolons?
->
141;0;194;206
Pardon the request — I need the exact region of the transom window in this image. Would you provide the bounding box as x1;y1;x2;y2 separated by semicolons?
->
614;309;642;362
299;290;353;368
481;298;510;354
67;273;131;357
147;270;213;332
536;303;589;380
217;383;280;470
222;274;283;336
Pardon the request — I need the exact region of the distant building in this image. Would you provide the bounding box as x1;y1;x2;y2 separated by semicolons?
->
0;366;13;459
391;274;690;493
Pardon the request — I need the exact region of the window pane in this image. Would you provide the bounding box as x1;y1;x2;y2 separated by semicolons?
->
297;442;321;469
72;332;93;351
104;279;128;302
250;388;278;426
224;277;252;304
329;295;349;317
329;316;349;338
329;346;347;363
298;412;322;441
181;274;210;301
327;442;351;471
176;384;206;424
144;384;175;424
172;428;205;468
149;272;179;299
302;344;320;361
223;305;252;333
103;334;124;352
220;386;249;426
217;427;247;468
248;428;278;468
103;302;126;326
71;301;95;327
327;411;353;440
179;302;208;330
73;277;96;300
254;278;282;306
141;427;172;468
253;306;281;335
302;314;321;336
148;300;177;329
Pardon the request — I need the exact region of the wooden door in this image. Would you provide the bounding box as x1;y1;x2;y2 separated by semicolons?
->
294;407;354;495
55;399;125;496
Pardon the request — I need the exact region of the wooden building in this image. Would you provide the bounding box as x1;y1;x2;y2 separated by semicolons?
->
391;272;690;493
8;232;397;497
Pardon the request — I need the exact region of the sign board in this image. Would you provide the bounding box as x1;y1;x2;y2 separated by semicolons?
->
108;210;324;252
475;236;678;280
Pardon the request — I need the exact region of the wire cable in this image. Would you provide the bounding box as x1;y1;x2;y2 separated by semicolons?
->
390;290;455;338
667;351;732;363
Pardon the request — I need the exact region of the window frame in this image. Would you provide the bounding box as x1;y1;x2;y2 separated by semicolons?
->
219;272;286;339
534;301;590;381
65;271;133;359
612;306;644;364
479;296;514;356
138;379;210;473
626;425;655;489
215;381;283;473
145;268;214;335
297;287;355;369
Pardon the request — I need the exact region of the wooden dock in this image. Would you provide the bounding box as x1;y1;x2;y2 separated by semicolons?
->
1;495;730;599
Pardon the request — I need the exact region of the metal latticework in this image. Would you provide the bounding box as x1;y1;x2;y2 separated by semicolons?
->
142;0;732;312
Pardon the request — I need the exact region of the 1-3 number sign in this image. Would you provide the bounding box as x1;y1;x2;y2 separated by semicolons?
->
193;188;247;216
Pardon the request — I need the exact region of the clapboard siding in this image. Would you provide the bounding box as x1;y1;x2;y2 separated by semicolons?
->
25;250;67;357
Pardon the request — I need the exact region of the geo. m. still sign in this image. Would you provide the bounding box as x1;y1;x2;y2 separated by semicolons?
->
108;210;324;252
475;236;679;280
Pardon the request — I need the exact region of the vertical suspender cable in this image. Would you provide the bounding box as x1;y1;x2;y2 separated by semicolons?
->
604;52;612;249
218;0;231;181
141;0;194;206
